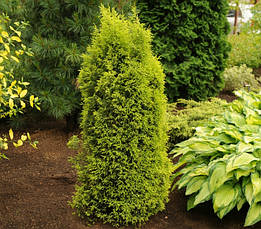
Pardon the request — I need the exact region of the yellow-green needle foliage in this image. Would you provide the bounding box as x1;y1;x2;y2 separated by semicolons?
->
70;6;173;226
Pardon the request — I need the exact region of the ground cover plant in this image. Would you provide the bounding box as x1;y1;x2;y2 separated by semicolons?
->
167;98;228;150
69;6;173;226
137;0;231;102
172;90;261;226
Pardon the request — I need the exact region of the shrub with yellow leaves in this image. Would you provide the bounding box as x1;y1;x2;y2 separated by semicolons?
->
0;14;39;159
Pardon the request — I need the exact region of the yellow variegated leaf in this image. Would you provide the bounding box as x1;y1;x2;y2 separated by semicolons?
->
0;36;3;43
27;132;31;141
9;98;14;109
11;80;17;87
0;66;4;71
9;129;14;140
11;56;19;63
13;142;18;148
21;135;27;141
11;36;21;42
20;89;27;98
9;25;15;31
1;31;9;38
4;43;10;53
17;140;23;146
15;30;21;37
20;100;26;109
30;95;34;107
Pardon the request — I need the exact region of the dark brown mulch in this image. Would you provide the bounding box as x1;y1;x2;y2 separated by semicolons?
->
218;90;238;103
0;93;260;229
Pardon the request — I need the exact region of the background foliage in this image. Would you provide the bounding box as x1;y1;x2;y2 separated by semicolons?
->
167;98;228;150
228;33;261;68
137;0;231;102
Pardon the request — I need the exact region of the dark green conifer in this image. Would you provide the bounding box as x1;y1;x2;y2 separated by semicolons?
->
15;0;114;121
71;6;172;226
137;0;231;102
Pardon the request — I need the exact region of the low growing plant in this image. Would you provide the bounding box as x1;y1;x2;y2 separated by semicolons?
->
223;64;260;92
172;90;261;227
167;98;228;149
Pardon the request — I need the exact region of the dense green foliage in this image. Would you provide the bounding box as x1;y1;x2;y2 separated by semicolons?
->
223;65;260;92
5;0;115;120
228;33;261;68
172;90;261;227
167;98;228;149
70;7;172;226
137;0;231;102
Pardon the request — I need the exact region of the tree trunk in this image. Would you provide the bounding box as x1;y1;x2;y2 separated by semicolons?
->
233;3;239;34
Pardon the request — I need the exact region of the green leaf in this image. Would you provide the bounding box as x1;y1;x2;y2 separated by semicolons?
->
235;169;251;180
213;183;235;213
226;153;258;173
185;176;207;196
246;114;261;125
177;175;192;190
237;197;246;211
236;142;254;154
224;129;242;141
224;111;246;127
209;162;228;193
215;184;240;219
251;172;261;197
233;153;258;169
189;141;214;151
245;181;254;204
187;194;196;211
194;181;211;206
244;203;261;226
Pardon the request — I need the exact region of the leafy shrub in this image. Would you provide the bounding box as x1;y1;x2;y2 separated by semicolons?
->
228;33;261;68
137;0;230;101
0;14;39;159
167;98;228;149
172;90;261;227
223;64;260;92
70;7;173;226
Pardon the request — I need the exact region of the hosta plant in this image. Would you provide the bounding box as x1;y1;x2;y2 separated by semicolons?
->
172;90;261;227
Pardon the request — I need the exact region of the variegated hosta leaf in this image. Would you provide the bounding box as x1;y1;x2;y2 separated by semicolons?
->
194;181;211;206
185;176;207;196
172;90;261;226
245;203;261;226
208;161;231;193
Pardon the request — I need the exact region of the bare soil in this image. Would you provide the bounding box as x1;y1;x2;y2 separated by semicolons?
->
0;99;260;229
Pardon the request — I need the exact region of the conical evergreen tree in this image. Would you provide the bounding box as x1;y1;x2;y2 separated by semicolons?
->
137;0;231;102
71;6;172;226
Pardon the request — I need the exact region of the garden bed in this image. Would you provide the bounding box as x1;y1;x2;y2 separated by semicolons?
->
0;118;261;229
